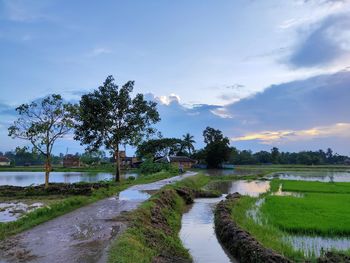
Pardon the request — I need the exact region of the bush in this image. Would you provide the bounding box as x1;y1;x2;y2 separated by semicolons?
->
140;159;178;174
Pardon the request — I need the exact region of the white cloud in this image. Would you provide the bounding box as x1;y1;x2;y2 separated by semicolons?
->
156;93;181;105
87;47;112;57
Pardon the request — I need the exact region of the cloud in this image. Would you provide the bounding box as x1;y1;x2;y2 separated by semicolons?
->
87;47;112;57
288;14;350;68
155;93;181;105
232;123;350;144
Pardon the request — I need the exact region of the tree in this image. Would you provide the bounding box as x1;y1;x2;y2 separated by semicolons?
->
136;138;183;158
271;147;280;164
8;94;76;188
203;127;231;168
74;75;160;181
182;133;195;155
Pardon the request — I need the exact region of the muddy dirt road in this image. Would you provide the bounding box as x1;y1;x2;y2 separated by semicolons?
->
0;171;196;263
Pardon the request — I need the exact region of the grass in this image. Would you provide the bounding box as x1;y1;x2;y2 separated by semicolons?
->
0;170;178;240
108;173;210;263
271;179;350;194
262;193;350;236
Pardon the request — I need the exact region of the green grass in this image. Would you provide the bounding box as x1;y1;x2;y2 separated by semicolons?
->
0;170;178;240
271;179;350;194
229;196;305;262
262;193;350;236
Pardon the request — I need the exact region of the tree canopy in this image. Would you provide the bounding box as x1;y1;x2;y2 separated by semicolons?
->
8;94;75;187
74;75;160;181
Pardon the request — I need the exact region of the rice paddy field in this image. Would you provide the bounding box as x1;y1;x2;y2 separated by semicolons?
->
230;176;350;261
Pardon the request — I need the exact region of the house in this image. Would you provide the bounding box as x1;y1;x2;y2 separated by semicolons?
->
118;151;140;169
155;156;197;169
0;156;10;166
63;154;80;168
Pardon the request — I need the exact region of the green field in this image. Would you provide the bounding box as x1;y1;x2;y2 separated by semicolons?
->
270;179;350;194
264;180;350;236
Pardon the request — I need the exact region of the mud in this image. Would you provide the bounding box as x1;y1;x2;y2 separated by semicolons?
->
0;171;196;263
0;182;109;197
214;193;292;263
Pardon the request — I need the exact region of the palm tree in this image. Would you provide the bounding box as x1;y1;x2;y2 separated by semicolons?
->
182;133;195;155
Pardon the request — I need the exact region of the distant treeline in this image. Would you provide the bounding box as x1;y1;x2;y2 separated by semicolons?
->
226;147;348;165
0;147;109;166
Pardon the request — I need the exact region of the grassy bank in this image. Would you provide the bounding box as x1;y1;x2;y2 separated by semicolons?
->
108;174;215;263
229;196;305;261
0;170;177;241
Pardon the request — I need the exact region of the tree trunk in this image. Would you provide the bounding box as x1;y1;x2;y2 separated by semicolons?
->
115;146;121;182
45;154;51;188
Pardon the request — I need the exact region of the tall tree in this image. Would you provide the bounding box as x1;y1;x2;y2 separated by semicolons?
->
182;133;195;155
74;75;160;181
136;138;183;158
202;127;231;168
8;94;76;188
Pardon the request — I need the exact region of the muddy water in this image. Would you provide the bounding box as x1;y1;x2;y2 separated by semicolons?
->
180;180;270;263
203;169;263;177
0;171;196;263
268;170;350;182
0;171;139;187
0;202;43;222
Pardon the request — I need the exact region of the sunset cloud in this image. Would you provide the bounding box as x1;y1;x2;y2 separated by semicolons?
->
232;123;350;144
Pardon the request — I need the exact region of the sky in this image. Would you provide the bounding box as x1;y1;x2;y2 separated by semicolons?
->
1;0;350;155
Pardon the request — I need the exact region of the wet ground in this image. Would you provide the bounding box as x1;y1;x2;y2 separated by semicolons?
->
0;171;196;263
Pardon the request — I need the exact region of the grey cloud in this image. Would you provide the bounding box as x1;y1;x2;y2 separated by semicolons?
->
288;14;350;68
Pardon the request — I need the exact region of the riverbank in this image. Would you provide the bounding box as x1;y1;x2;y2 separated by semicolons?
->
0;170;178;241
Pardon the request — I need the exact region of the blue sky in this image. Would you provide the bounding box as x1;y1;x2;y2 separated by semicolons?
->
1;0;350;155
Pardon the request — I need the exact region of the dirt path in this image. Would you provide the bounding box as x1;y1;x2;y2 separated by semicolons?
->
0;171;197;263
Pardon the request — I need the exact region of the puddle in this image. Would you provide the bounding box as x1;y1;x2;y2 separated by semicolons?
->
268;171;350;182
272;184;304;197
284;235;350;257
0;202;43;222
209;180;270;197
180;198;237;263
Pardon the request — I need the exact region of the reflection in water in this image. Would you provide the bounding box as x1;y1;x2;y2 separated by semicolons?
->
203;169;263;177
268;171;350;182
0;171;139;186
285;235;350;257
209;180;270;197
180;198;237;263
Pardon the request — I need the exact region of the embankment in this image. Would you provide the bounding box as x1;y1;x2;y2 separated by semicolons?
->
214;193;292;263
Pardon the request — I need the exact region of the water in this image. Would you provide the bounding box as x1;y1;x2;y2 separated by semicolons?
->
0;202;43;222
202;169;263;177
268;171;350;182
180;180;269;263
285;235;350;257
208;180;270;197
0;171;139;186
180;198;237;263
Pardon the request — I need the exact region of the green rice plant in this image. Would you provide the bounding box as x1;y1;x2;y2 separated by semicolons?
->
261;193;350;236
